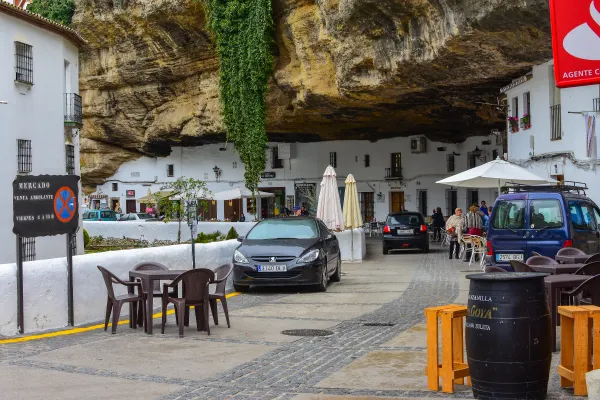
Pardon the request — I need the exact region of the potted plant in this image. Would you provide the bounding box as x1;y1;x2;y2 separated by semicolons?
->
520;113;531;129
508;116;519;133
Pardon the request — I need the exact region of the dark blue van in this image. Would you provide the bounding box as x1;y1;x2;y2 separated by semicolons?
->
487;183;600;268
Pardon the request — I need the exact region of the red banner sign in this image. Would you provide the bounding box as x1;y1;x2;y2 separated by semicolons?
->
549;0;600;87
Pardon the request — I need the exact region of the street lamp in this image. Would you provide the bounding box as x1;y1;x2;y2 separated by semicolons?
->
212;165;221;180
471;146;487;163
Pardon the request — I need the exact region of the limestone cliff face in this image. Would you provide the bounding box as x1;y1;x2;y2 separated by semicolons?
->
73;0;551;189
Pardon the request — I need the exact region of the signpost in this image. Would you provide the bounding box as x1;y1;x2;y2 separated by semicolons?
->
13;175;80;333
549;0;600;87
187;200;198;269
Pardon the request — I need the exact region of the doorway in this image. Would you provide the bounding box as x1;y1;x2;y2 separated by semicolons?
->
201;200;218;220
126;199;136;214
417;190;428;216
467;189;479;209
224;199;242;221
390;192;405;213
446;190;457;217
111;198;119;211
259;187;286;218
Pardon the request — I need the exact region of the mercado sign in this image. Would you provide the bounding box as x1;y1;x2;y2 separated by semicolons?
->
549;0;600;87
13;175;80;237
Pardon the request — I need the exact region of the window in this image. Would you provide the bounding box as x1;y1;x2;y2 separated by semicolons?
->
467;152;476;169
112;183;118;191
417;190;428;216
131;172;140;178
492;149;499;160
446;154;455;172
65;144;75;175
20;237;35;262
467;189;479;209
233;162;237;169
493;200;526;229
100;210;115;219
523;92;531;124
551;104;562;140
364;154;370;168
360;192;374;222
329;152;337;168
15;42;33;84
271;147;284;169
569;201;596;231
446;190;457;217
167;164;174;177
390;153;402;177
387;214;424;226
530;199;563;229
17;139;32;173
246;219;318;240
511;97;519;118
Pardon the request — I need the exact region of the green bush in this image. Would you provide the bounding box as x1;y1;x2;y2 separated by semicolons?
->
83;229;90;248
27;0;75;26
225;227;239;240
194;231;225;244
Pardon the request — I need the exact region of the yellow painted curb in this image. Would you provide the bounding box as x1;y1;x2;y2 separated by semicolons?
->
0;292;241;345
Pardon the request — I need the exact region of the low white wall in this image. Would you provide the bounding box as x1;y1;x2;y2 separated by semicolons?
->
83;221;257;242
337;228;366;262
0;240;238;337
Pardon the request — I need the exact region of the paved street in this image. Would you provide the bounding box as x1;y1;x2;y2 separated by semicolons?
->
0;239;578;399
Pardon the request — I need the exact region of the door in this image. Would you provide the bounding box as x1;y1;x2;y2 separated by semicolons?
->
467;190;479;209
140;203;147;213
224;199;242;221
126;199;136;214
417;190;427;216
527;197;567;257
489;198;528;264
568;200;597;253
446;190;457;216
360;192;374;222
201;200;218;220
391;153;402;178
391;192;405;213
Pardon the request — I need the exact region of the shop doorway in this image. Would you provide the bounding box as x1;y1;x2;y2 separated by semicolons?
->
126;200;137;214
201;200;218;220
390;192;405;213
224;199;242;221
111;198;119;211
295;183;316;215
259;187;286;218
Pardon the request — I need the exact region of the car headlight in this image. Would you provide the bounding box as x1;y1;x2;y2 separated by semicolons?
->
297;249;320;264
234;250;249;264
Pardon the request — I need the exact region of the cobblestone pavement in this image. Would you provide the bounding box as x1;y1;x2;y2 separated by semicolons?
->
0;239;579;399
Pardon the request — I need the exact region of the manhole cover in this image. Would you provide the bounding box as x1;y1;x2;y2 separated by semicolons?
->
281;329;333;337
363;322;396;327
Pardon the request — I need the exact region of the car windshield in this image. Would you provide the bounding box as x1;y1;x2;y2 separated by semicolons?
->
493;200;526;229
387;214;422;226
136;213;154;219
246;219;319;240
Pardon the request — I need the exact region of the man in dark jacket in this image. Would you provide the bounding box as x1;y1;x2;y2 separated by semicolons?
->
432;207;445;242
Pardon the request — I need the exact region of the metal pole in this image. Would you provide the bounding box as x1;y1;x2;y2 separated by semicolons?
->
191;225;196;269
66;234;74;326
16;236;24;334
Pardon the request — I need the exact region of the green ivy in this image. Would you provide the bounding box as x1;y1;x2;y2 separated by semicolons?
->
201;0;274;192
27;0;75;26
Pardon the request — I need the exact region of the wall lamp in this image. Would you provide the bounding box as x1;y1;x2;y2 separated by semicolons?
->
481;140;492;145
471;146;487;162
213;165;221;180
452;151;460;156
437;146;446;151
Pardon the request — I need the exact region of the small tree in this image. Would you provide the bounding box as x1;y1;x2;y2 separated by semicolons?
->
154;177;211;243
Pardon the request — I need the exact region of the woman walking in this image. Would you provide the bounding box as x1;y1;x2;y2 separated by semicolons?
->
445;208;465;259
432;207;445;242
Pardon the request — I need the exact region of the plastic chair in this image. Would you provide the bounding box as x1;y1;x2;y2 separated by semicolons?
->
132;262;178;329
574;261;600;276
469;236;487;269
510;260;535;273
209;263;234;328
97;266;145;334
459;235;472;260
485;266;509;273
561;275;600;306
557;247;587;257
161;269;215;338
526;256;558;266
584;253;600;264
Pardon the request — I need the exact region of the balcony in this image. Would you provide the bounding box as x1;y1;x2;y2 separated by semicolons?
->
550;104;561;141
64;93;82;126
385;167;402;180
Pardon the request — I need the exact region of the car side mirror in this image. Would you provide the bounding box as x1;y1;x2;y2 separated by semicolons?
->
237;236;244;242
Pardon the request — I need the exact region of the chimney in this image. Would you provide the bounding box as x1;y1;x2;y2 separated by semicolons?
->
13;0;28;8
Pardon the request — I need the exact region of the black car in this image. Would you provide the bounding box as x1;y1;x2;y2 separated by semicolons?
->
232;217;341;292
382;212;429;254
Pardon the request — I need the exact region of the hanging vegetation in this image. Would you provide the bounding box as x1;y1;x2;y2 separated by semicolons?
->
27;0;75;26
201;0;274;192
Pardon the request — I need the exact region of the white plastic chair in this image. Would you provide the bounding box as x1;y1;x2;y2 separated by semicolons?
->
469;236;487;269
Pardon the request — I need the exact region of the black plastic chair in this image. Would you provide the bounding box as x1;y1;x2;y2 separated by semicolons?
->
561;275;600;306
556;247;587;257
485;266;510;273
97;266;145;334
574;261;600;276
510;260;535;273
132;262;178;329
209;263;234;328
526;256;558;266
584;253;600;264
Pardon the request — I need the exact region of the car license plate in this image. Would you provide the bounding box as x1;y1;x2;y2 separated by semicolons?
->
257;265;287;272
496;254;524;262
397;229;413;235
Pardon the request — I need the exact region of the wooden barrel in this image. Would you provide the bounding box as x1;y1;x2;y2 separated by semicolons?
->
465;272;552;399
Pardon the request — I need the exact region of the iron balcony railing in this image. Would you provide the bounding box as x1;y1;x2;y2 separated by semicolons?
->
550;104;561;141
64;93;82;125
385;167;402;179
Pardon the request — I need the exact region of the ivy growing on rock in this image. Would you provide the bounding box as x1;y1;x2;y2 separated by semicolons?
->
201;0;274;192
27;0;75;26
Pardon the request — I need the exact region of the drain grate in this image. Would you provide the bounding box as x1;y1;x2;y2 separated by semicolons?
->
281;329;333;337
363;322;396;327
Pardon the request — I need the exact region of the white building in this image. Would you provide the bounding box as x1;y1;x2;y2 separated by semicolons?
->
90;135;503;223
504;60;600;202
0;1;85;264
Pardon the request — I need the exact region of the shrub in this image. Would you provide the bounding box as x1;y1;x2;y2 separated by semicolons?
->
225;227;239;240
194;231;224;244
83;228;90;248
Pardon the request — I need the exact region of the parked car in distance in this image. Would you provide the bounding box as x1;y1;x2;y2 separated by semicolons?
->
486;182;600;268
382;212;429;254
232;217;341;292
82;209;117;221
118;213;158;222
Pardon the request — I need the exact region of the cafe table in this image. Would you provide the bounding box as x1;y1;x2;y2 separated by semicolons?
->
529;264;584;275
129;269;187;334
544;274;590;352
555;254;590;264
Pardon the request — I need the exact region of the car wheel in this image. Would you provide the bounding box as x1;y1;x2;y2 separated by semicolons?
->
233;284;248;293
383;246;389;255
315;263;328;292
331;256;341;282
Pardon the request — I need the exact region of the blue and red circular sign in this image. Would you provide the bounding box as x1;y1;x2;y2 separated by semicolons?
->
54;186;77;223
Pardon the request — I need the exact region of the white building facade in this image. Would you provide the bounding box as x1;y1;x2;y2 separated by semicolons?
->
504;60;600;203
0;2;85;264
91;135;503;223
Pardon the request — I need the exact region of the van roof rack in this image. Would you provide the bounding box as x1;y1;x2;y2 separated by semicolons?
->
505;181;588;195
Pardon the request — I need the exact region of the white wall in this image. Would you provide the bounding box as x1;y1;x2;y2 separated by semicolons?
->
0;13;82;264
337;229;366;261
0;240;239;336
93;135;501;222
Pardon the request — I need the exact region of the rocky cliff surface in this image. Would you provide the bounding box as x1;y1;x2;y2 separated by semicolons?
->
73;0;552;189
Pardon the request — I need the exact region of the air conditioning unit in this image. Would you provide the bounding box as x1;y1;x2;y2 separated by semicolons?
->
410;137;427;154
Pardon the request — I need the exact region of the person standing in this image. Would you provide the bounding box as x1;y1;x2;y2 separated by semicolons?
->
480;201;489;216
432;207;445;242
466;205;483;236
445;208;465;259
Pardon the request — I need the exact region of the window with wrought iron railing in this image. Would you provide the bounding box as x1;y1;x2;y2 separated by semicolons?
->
20;237;36;261
65;144;75;175
15;42;33;84
17;139;32;173
329;152;337;168
64;93;82;125
446;154;455;172
550;104;562;140
272;147;284;169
